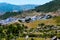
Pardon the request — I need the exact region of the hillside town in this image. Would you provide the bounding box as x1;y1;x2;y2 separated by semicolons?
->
0;14;53;25
0;0;60;40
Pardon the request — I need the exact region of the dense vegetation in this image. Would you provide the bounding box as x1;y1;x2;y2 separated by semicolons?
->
35;0;60;12
0;23;27;40
0;22;60;40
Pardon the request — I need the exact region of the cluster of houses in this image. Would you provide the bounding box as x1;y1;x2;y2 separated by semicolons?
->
0;17;18;25
0;14;52;25
18;14;52;23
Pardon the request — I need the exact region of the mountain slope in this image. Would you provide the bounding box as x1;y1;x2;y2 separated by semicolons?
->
35;0;60;12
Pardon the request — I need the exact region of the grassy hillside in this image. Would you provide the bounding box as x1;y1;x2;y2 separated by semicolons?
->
24;19;56;28
53;16;60;25
23;16;60;28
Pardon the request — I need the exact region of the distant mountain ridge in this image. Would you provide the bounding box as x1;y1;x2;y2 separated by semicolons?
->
20;4;37;11
0;3;37;14
0;3;22;12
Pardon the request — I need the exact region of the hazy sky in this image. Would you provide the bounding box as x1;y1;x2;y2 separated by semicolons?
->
0;0;52;5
